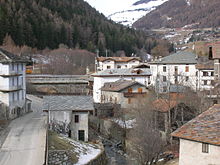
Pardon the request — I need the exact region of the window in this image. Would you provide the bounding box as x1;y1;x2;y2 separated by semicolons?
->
12;63;14;71
203;72;208;76
107;66;111;69
75;115;79;123
114;97;117;104
203;80;207;85
12;77;15;86
202;143;209;153
174;66;178;74
163;76;167;82
128;88;133;93
138;88;143;93
163;66;166;72
186;76;189;82
213;100;218;105
12;92;15;101
211;80;215;86
185;65;189;72
17;64;19;71
211;72;214;76
125;65;127;68
174;76;178;84
17;91;19;101
117;65;121;69
163;86;167;93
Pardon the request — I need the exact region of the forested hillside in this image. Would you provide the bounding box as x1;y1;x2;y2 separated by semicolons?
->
133;0;220;29
0;0;165;56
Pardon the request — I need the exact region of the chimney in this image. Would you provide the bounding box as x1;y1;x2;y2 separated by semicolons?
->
209;46;213;60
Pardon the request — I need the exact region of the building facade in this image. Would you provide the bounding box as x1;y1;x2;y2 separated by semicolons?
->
150;52;198;93
43;96;94;142
172;104;220;165
95;57;141;71
92;68;151;103
101;79;149;109
0;48;29;119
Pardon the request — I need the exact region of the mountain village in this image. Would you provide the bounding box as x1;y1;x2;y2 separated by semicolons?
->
1;0;220;165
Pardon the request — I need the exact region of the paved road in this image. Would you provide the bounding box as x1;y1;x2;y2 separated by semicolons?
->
0;95;47;165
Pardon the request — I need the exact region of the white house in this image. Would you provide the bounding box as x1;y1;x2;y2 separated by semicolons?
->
209;42;220;80
172;104;220;165
92;68;151;103
0;48;29;119
101;79;149;109
95;57;141;71
149;51;198;93
196;61;214;91
43;96;94;142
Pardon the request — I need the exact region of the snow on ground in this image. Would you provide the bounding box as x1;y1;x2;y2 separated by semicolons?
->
112;118;136;129
59;136;101;165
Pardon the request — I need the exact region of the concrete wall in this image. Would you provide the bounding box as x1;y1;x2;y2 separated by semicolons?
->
179;139;220;165
197;69;214;91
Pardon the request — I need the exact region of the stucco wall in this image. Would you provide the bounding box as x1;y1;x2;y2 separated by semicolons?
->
179;139;220;165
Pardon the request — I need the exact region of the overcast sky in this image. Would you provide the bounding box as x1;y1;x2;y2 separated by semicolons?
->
84;0;137;16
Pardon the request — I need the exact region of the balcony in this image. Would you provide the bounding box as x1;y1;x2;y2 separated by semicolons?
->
0;85;23;92
0;71;22;77
124;92;147;97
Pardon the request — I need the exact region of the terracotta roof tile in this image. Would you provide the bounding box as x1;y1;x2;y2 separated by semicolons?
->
172;104;220;146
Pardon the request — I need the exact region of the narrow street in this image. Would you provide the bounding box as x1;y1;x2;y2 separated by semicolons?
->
0;95;47;165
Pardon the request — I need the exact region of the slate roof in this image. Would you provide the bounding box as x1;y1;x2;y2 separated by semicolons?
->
150;51;197;64
0;48;28;63
92;68;151;77
101;79;146;92
96;57;141;62
43;96;94;111
172;104;220;146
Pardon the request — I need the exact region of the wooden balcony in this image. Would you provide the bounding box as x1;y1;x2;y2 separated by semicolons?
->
0;85;23;92
0;71;22;77
123;92;147;97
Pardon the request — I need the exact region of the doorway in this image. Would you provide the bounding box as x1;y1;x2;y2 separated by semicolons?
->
78;130;85;141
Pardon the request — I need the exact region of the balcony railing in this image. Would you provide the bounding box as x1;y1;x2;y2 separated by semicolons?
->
124;92;147;97
0;71;22;77
0;85;23;92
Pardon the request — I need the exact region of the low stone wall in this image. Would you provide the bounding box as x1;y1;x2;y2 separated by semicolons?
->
48;150;72;165
87;148;107;165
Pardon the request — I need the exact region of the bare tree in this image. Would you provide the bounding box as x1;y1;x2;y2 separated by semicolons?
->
127;93;166;165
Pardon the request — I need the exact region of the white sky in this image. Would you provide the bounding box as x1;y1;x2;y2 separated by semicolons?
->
84;0;137;16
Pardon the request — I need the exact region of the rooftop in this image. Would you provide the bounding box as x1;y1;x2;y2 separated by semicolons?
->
92;68;151;77
96;57;141;62
101;79;146;92
150;51;197;64
172;104;220;146
212;42;220;59
0;48;29;63
43;96;94;111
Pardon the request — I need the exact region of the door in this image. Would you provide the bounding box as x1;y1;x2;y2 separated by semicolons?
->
78;130;85;141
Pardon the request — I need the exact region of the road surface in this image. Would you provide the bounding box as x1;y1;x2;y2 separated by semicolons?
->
0;95;47;165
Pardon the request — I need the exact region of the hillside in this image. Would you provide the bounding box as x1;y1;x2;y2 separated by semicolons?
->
0;0;156;56
133;0;220;30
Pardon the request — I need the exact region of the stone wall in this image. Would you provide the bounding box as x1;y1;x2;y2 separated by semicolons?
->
48;150;72;165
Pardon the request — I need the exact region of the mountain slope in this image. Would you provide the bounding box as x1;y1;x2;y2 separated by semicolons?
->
108;0;168;26
0;0;151;55
133;0;220;29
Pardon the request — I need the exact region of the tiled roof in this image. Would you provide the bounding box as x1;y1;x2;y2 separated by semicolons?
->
196;61;214;70
153;99;178;113
92;68;151;77
172;104;220;146
212;42;220;59
150;51;197;64
96;57;141;62
101;79;146;92
43;96;94;111
0;48;28;63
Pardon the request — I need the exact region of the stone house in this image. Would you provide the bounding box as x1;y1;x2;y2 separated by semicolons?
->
100;79;149;109
95;57;141;71
0;48;30;119
92;68;151;103
172;104;220;165
150;51;198;93
43;96;94;142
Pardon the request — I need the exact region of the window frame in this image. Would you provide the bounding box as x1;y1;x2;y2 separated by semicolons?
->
202;143;209;153
75;115;79;123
